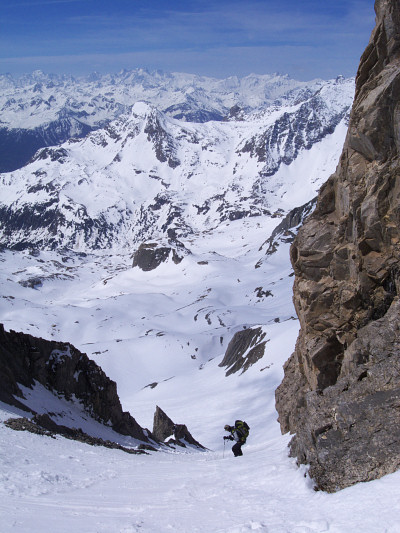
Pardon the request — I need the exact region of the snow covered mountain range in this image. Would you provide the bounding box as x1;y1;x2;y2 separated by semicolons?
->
0;74;353;252
0;69;354;447
3;68;397;532
0;69;348;172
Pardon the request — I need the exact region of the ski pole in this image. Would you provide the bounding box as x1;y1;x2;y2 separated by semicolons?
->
223;438;226;458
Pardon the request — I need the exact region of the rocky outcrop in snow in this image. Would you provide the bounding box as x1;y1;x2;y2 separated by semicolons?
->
4;415;149;454
132;241;187;271
219;327;268;376
152;405;206;449
0;323;150;443
275;0;400;492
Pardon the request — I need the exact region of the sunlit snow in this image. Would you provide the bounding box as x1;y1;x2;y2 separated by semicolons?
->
0;72;399;532
1;212;400;532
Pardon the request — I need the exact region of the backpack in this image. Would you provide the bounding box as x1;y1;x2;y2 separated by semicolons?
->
234;420;250;441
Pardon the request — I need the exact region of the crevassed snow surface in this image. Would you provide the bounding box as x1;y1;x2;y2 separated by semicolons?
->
1;214;400;532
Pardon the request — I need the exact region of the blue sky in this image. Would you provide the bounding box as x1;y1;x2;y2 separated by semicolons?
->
1;0;375;80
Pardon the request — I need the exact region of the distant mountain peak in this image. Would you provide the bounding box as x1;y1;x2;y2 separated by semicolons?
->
0;69;354;172
131;101;154;117
0;77;353;253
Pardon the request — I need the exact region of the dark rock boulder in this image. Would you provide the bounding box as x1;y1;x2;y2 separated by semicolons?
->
275;0;400;492
152;405;206;449
219;327;268;376
132;241;185;271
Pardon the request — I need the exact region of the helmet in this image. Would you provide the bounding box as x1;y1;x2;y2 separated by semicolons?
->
224;425;230;431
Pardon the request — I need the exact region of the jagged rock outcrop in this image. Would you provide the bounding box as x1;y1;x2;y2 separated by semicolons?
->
275;0;400;492
256;199;316;264
219;327;268;376
0;323;149;443
132;241;186;271
152;405;206;449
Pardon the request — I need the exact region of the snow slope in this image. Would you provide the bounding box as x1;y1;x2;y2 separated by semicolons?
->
1;70;399;532
1;214;400;532
2;395;400;533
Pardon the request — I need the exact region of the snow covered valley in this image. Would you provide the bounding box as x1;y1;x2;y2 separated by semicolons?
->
1;217;400;532
1;68;400;532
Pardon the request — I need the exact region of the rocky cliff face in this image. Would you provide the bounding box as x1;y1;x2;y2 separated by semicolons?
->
0;324;149;443
275;0;400;492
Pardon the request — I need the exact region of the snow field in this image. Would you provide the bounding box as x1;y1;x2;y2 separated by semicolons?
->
1;398;400;533
1;209;400;532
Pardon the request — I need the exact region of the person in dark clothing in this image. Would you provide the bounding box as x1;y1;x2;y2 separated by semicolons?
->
223;420;250;456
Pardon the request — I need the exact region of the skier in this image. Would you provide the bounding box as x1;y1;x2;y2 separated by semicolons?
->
223;420;250;456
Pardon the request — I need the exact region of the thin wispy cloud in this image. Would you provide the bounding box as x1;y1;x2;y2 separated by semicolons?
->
62;3;370;51
1;0;375;80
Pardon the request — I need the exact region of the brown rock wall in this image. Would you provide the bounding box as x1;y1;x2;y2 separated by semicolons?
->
275;0;400;491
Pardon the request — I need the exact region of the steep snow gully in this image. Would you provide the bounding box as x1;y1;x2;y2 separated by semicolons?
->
2;381;400;533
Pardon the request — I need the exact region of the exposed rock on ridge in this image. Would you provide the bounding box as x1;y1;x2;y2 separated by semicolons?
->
0;323;150;444
239;80;351;176
4;415;149;454
275;0;400;492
